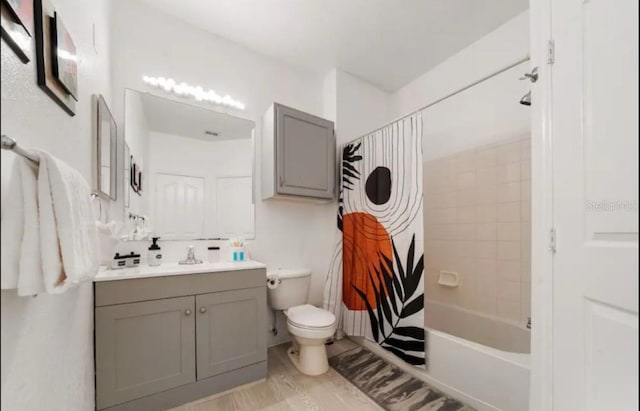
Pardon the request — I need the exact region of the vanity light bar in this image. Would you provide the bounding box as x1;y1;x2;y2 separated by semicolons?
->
141;76;246;110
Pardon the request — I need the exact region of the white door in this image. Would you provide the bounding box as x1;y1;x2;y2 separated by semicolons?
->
216;176;254;238
155;173;205;239
551;0;639;409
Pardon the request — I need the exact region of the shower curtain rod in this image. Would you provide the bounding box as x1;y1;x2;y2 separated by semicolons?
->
344;55;531;145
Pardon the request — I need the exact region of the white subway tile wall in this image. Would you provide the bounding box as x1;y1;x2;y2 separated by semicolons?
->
424;136;531;323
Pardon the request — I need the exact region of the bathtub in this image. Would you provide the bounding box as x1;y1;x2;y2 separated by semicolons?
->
353;299;531;411
425;299;530;354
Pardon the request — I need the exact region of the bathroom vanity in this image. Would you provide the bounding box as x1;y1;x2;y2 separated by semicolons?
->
93;262;267;411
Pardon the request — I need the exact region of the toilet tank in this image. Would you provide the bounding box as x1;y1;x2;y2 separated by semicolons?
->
267;268;311;310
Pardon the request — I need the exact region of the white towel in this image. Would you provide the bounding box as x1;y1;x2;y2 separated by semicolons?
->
0;158;44;296
37;151;100;292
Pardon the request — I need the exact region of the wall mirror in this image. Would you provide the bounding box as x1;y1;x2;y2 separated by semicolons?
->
96;94;117;200
123;89;255;240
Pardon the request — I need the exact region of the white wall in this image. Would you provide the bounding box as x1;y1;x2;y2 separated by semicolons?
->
421;60;531;161
335;70;391;145
0;0;112;409
391;11;530;119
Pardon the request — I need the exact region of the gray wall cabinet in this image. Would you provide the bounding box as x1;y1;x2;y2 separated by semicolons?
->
94;268;267;411
262;102;336;201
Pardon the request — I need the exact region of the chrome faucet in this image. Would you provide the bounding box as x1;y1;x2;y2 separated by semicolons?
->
179;246;203;265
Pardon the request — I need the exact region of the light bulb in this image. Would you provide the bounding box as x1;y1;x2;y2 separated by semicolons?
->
140;76;245;110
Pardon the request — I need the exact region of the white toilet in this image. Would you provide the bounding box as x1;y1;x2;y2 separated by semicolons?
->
267;268;337;376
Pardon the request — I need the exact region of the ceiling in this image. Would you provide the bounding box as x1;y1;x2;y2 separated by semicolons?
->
138;0;528;91
139;92;255;142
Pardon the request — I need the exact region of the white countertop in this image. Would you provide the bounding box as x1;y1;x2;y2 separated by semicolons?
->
94;260;267;282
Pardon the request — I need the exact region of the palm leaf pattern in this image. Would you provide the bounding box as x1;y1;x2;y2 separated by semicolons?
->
338;142;362;231
351;233;425;365
342;142;362;191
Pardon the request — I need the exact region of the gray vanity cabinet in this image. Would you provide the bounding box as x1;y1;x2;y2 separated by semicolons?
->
196;288;267;379
95;297;196;410
262;102;336;200
94;268;267;411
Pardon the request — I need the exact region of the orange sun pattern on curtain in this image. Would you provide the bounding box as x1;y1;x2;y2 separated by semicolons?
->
342;212;392;310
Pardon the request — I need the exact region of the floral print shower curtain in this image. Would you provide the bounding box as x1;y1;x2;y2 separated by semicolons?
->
324;112;426;367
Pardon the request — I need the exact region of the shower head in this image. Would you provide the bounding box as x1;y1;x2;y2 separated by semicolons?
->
520;91;531;106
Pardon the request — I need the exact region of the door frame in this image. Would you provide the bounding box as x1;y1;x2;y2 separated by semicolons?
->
529;0;554;409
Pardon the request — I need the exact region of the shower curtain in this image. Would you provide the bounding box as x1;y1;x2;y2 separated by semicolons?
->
324;112;425;367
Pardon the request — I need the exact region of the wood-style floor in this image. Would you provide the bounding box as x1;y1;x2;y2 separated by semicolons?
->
169;338;383;411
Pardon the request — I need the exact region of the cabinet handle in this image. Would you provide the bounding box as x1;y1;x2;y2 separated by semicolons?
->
185;309;192;316
200;307;207;314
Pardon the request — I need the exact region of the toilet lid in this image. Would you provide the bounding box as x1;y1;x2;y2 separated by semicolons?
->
287;304;335;328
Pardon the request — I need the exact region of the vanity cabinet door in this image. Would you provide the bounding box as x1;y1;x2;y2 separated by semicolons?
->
271;103;336;199
95;296;195;410
196;287;267;380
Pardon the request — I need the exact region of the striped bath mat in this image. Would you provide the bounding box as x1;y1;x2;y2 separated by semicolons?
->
329;346;474;411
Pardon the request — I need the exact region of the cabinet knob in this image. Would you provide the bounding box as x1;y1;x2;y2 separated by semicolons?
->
200;307;207;314
185;309;192;316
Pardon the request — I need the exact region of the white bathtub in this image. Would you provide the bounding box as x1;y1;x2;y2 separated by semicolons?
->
426;299;531;354
353;300;531;411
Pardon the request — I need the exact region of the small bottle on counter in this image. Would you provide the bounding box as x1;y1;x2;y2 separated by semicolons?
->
148;237;162;267
208;246;220;263
229;237;246;262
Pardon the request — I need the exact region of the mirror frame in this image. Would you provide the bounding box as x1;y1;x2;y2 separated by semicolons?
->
95;94;117;200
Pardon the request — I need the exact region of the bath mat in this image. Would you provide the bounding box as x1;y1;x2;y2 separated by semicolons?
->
329;346;475;411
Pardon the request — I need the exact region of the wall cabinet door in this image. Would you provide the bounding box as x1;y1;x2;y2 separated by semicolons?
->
95;296;195;409
195;288;267;380
274;103;335;199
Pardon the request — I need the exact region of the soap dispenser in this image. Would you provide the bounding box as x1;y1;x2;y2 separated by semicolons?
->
148;237;162;266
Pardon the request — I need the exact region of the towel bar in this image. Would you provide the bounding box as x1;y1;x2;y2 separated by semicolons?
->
1;134;100;199
1;135;40;164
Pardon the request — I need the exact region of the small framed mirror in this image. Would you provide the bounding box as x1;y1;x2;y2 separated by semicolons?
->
95;94;117;200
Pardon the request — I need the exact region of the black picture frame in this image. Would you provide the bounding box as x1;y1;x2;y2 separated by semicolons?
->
131;160;138;193
34;0;75;115
1;0;32;63
50;11;77;100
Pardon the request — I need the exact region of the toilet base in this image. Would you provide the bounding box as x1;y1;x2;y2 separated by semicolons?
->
286;338;329;376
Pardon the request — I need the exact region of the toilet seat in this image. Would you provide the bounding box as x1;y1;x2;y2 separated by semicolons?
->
285;304;336;339
285;304;336;328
